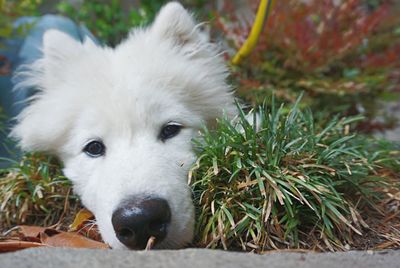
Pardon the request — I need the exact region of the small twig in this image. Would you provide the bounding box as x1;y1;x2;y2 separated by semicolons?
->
145;236;156;250
49;188;71;229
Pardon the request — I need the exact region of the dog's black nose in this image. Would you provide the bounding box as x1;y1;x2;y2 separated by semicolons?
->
111;197;171;249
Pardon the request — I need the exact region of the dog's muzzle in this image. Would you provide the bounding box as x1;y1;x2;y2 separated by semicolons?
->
111;196;171;249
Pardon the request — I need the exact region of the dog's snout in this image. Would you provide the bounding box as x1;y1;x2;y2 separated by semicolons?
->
111;197;171;249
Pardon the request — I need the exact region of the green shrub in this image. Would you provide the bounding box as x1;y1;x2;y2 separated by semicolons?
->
190;95;399;251
0;153;79;230
56;0;212;46
57;0;170;46
0;0;42;44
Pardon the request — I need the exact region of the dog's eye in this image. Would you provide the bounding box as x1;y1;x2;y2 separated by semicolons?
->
83;140;106;157
159;123;182;141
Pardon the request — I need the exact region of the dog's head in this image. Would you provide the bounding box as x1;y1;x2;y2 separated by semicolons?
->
11;2;235;249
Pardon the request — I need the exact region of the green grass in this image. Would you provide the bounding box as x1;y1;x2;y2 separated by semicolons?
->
190;95;399;251
0;96;399;251
0;153;79;230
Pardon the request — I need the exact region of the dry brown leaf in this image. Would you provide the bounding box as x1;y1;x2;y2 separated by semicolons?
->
39;230;108;249
17;225;48;238
0;240;44;253
0;225;109;253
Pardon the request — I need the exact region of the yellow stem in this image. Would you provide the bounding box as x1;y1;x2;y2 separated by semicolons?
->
231;0;274;65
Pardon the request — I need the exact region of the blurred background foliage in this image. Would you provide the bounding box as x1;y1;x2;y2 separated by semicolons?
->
216;0;400;135
0;0;42;41
1;0;399;136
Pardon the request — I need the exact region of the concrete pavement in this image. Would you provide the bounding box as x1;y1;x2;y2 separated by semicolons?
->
1;248;399;268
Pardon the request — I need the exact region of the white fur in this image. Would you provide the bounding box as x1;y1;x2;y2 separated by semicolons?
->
11;2;235;249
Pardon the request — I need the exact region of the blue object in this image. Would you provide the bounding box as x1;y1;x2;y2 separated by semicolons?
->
0;15;98;166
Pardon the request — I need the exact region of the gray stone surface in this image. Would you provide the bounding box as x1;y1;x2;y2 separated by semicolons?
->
0;248;399;268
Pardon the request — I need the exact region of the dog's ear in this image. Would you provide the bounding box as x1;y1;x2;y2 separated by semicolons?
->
10;30;85;152
149;2;236;123
10;96;73;152
40;30;85;86
151;2;207;49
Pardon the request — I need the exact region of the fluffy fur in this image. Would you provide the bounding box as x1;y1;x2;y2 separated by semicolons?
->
11;2;235;249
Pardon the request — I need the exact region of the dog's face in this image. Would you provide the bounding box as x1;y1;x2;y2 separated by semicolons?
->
11;2;235;249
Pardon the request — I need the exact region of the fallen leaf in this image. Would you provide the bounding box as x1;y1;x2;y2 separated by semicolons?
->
69;208;102;242
0;240;44;253
0;225;109;253
40;230;109;249
69;208;95;231
17;225;48;238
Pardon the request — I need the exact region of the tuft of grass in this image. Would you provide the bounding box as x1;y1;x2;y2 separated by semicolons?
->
190;95;400;251
0;153;78;231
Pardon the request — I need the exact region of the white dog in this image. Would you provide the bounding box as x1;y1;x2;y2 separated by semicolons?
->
11;2;235;249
